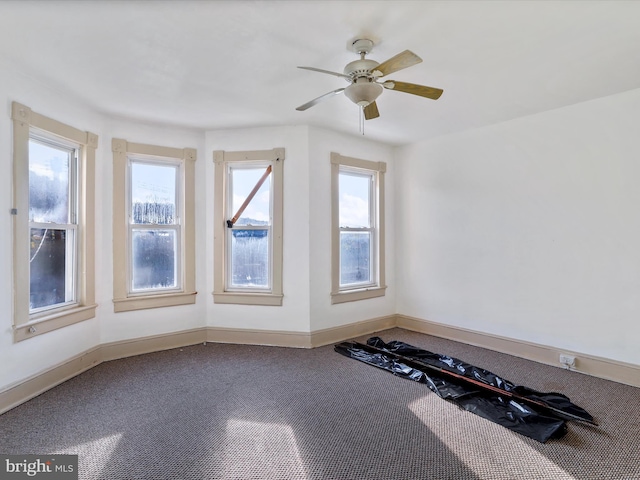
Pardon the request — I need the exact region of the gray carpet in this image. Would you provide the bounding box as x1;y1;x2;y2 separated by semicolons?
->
1;328;639;479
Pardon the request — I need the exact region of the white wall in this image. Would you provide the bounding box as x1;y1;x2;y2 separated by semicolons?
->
205;126;312;333
308;127;396;331
396;88;640;366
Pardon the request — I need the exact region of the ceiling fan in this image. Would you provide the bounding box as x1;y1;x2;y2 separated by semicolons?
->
296;39;443;120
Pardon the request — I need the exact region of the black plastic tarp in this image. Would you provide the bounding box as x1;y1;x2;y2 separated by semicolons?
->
334;337;595;443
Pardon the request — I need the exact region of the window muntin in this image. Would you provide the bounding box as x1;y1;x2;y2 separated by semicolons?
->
28;135;79;314
226;164;273;292
128;158;181;294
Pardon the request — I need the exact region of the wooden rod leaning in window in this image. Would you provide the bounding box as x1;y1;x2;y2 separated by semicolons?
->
227;165;272;228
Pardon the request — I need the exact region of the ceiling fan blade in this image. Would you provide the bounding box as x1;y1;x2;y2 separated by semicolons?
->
297;66;351;80
383;80;443;100
363;101;380;120
296;88;345;111
372;50;422;77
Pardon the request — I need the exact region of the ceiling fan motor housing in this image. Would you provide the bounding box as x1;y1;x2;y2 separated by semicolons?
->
343;59;379;80
343;57;382;107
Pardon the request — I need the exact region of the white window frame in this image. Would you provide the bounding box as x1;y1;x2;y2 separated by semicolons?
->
112;139;196;312
213;148;284;306
331;152;386;304
11;102;98;341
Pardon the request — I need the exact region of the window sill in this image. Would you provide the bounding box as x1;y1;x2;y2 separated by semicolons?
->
213;291;283;306
331;286;387;305
113;291;197;313
14;304;97;342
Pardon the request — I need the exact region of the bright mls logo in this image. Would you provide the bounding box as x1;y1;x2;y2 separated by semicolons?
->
1;455;78;479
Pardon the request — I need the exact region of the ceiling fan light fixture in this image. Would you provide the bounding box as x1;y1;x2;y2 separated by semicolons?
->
344;81;383;107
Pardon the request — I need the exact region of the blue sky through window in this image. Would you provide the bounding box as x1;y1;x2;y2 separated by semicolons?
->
339;171;370;228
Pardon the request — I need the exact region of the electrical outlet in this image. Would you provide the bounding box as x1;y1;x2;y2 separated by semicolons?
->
559;354;576;368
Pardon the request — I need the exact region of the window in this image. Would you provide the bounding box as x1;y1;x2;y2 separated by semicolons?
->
213;148;284;306
11;102;98;341
112;139;196;312
331;152;386;304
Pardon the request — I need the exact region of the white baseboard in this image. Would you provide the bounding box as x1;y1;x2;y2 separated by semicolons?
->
0;347;102;416
204;315;396;349
206;326;312;348
101;328;206;361
0;329;206;415
310;315;397;347
2;315;638;415
397;314;640;388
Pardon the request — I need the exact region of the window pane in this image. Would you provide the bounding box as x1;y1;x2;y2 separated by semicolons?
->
131;162;177;225
230;167;271;226
340;231;371;286
30;228;72;309
29;140;71;224
230;229;269;288
339;172;371;228
132;229;177;290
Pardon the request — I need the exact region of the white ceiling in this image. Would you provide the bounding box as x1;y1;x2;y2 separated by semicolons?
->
1;0;639;146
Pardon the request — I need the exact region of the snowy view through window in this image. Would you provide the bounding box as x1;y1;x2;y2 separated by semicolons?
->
29;139;75;310
339;171;373;287
229;167;271;289
130;161;178;291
